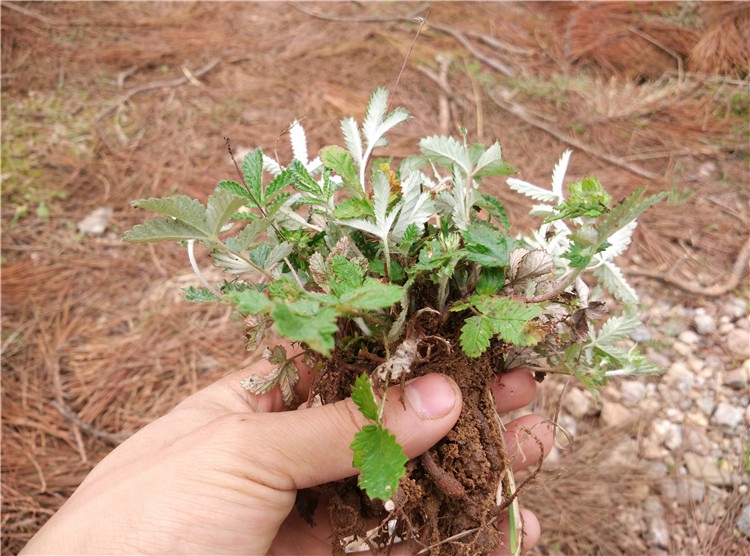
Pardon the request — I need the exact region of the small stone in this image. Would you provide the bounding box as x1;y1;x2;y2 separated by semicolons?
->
619;380;647;407
643;497;670;549
724;367;749;390
562;387;594;419
672;341;693;357
738;317;750;331
652;418;683;451
600;400;633;426
683;452;730;486
683;424;712;456
678;329;701;346
694;396;716;417
666;361;695;391
737;504;750;537
711;402;744;428
726;328;750;358
640;437;667;460
631;323;652;343
724;297;748;320
694;312;716;335
77;207;114;236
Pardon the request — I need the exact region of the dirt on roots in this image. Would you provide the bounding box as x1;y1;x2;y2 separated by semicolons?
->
2;2;749;555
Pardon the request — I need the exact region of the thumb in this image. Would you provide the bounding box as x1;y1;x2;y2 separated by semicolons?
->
235;373;462;491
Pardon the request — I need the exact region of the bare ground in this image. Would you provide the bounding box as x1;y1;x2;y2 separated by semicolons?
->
2;2;749;554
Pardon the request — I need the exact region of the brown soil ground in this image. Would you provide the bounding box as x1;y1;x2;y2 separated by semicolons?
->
2;2;748;554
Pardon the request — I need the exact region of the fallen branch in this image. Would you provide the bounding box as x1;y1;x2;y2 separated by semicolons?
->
95;58;221;121
628;235;750;297
486;87;662;181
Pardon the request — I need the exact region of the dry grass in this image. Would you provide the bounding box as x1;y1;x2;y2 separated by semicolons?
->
2;2;749;554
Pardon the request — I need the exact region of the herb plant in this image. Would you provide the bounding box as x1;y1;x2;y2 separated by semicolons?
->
123;87;662;554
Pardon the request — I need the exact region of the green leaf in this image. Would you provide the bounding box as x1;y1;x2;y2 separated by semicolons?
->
182;286;219;302
420;135;472;177
545;176;612;223
333;197;374;220
460;315;494;357
563;242;593;268
242;148;264;205
122;217;208;243
224;288;271;314
350;424;407;501
132;195;208;231
472;297;544;347
271;301;338;355
321;145;363;198
287;159;322;195
330;255;364;295
339;279;404;311
487;300;543;346
595;188;665;245
351;373;379;422
217;180;250;199
206;188;249;236
462;223;515;267
476;267;505;296
477;194;510;229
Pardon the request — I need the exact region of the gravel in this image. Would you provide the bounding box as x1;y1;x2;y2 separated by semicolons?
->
556;291;750;552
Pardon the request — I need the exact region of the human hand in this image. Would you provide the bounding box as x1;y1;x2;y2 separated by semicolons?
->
22;357;552;555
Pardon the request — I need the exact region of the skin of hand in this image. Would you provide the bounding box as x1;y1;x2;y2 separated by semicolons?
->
22;357;553;556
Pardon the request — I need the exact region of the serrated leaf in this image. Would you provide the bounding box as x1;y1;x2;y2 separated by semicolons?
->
477;194;510;229
506;178;561;203
596;188;665;245
596;220;636;262
474;297;544;346
217;180;251;199
207;188;249;236
420;135;472;177
476;267;505;296
460;315;494;357
341;116;363;166
224;288;272;314
331;255;365;295
391;177;434;242
563;242;593;268
122;217;208;243
240;348;299;408
235;216;272;251
333;197;374;219
271;301;338;355
592;260;639;304
362;87;389;146
132;195;208;231
551;149;572;200
289;120;309;164
339;279;404;311
351;373;379;422
350;424;407;501
594;310;641;347
339;172;400;242
182;286;219;302
242;148;264;205
320;145;363;198
462;223;515;267
287;160;322;195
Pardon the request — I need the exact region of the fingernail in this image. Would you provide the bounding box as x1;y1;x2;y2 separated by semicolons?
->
405;374;459;420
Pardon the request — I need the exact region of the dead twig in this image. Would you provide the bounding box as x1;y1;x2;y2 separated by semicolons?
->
629;235;750;297
2;1;63;26
486;87;662;181
95;59;221;122
428;22;516;77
